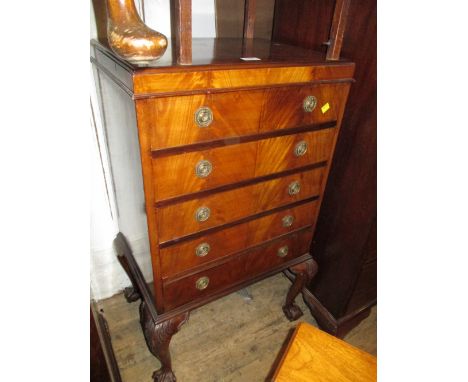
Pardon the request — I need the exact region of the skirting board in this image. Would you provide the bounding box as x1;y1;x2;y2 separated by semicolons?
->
284;269;376;338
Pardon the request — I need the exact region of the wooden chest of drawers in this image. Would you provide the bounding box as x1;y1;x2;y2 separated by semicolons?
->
92;36;354;381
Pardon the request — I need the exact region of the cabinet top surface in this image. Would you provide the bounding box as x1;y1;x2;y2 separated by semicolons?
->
91;38;353;72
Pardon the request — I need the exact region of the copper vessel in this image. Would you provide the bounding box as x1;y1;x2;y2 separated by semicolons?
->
106;0;168;62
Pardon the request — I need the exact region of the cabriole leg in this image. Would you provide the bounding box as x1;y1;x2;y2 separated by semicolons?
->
282;259;319;321
140;301;189;382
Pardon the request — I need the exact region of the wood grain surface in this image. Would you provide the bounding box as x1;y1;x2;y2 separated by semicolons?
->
141;91;263;149
159;200;318;279
133;64;354;95
162;230;313;310
273;322;376;381
261;83;349;131
152;128;334;201
157;167;324;242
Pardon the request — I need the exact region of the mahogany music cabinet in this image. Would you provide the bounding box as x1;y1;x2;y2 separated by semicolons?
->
91;1;354;380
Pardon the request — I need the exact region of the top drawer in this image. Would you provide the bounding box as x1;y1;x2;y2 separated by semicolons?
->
141;91;263;150
136;83;349;150
261;83;349;132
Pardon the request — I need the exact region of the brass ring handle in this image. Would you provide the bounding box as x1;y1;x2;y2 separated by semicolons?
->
288;181;301;196
303;95;317;112
196;276;210;290
277;245;289;258
194;106;213;127
195;242;211;257
195;207;211;222
195;160;213;178
294;141;308;157
282;215;295;227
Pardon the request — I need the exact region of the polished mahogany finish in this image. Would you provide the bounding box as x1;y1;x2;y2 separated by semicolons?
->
93;2;354;375
273;0;377;335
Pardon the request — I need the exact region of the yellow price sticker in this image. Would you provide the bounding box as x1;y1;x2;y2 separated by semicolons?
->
321;102;330;114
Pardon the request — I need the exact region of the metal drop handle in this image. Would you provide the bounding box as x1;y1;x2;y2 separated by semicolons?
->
288;181;301;196
195;207;211;222
294;141;308;157
303;95;317;112
282;215;295;227
195;159;213;178
277;245;289;258
195;242;211;257
194;106;213;127
196;276;210;290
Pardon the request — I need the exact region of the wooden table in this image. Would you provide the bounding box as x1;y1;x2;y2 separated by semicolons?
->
273;322;376;381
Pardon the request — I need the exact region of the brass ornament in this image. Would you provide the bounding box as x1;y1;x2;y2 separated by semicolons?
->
195;242;211;257
277;245;289;258
288;181;301;196
303;95;317;112
195;207;211;222
195;160;213;178
282;215;295;228
294;141;308;157
106;0;168;62
196;276;210;290
194;107;213;127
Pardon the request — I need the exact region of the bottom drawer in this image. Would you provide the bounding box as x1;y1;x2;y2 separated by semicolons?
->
162;229;313;310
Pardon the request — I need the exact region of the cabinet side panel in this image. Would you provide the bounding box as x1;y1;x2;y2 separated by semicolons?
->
97;72;153;287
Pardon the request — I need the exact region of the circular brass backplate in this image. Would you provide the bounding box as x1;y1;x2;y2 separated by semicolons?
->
194;106;213;127
195;242;211;257
288;181;301;196
277;245;289;258
195;206;211;222
303;95;317;112
196;276;210;290
195;160;213;178
282;215;295;228
294;141;308;157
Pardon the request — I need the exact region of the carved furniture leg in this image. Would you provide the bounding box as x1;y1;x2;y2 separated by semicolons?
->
114;232;141;302
282;259;319;321
140;301;190;382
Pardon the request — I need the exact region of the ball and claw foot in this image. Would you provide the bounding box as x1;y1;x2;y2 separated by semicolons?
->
282;303;304;321
152;369;177;382
123;286;140;303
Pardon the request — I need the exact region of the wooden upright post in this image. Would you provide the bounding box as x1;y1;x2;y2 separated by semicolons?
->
326;0;351;60
171;0;192;65
243;0;256;39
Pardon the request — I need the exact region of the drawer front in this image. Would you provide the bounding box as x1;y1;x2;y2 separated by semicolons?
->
153;128;334;201
261;83;348;131
255;129;335;176
157;168;325;242
160;200;319;278
145;91;264;149
153;142;257;201
163;229;313;309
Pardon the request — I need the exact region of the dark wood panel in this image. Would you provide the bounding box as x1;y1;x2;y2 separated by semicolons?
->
273;0;377;319
272;0;335;53
163;230;313;309
345;260;377;314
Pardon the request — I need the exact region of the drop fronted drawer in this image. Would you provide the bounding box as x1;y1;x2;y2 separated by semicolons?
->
159;200;319;279
139;91;263;150
157;167;325;242
152;128;335;201
260;83;350;132
162;229;313;310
